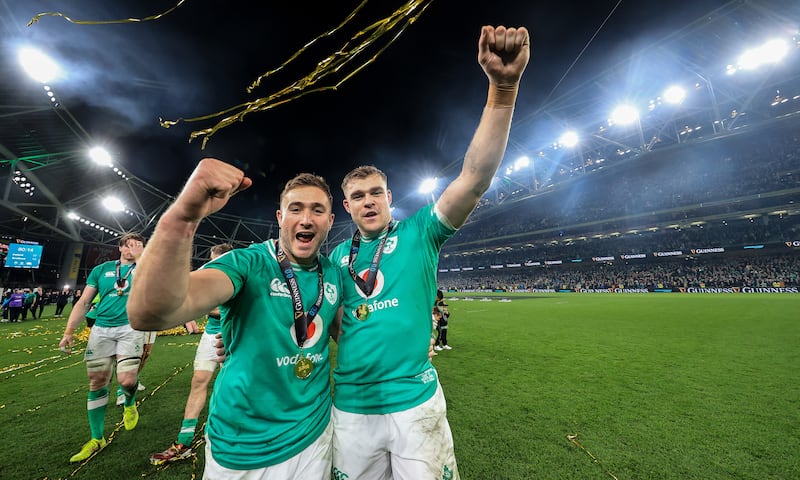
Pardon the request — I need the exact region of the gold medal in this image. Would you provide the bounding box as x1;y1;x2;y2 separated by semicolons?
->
116;289;124;296
294;357;314;379
355;304;370;321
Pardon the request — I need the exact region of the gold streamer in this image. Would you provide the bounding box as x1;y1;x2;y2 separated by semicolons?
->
26;0;434;147
245;0;371;93
27;0;191;27
160;0;434;147
33;358;85;377
567;434;620;480
15;386;83;417
1;354;64;376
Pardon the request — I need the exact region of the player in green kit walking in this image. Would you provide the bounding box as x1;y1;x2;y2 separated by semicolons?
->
128;160;342;479
59;233;147;463
330;24;530;480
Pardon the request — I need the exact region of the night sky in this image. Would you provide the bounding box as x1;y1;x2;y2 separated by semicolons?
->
6;0;732;220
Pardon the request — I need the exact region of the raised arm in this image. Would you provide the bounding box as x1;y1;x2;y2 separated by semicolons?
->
437;25;530;228
127;158;252;331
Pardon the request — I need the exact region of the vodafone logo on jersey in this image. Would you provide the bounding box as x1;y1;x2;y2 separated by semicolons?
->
355;269;385;299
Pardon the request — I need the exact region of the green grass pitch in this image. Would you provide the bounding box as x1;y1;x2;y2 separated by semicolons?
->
1;294;798;479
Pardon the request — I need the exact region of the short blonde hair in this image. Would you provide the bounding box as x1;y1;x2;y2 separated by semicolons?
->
210;243;233;258
341;165;387;194
280;173;333;210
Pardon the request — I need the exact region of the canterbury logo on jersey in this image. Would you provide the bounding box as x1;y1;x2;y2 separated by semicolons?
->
269;277;338;306
269;278;291;298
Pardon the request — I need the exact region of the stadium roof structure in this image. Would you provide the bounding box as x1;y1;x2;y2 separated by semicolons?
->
491;0;800;200
1;0;799;264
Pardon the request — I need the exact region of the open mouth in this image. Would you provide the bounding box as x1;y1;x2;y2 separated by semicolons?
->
296;232;315;243
364;211;378;218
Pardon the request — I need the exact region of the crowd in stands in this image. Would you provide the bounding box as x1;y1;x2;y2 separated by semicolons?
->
440;215;800;270
438;253;800;291
436;124;800;292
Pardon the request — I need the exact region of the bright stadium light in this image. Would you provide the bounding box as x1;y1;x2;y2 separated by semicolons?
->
558;131;579;148
663;85;686;105
736;39;789;71
18;47;60;83
102;196;126;212
610;105;639;126
89;146;112;167
514;156;530;171
418;177;438;195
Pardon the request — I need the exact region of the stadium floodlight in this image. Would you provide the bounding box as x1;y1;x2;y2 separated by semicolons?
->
89;146;113;167
66;211;79;220
610;105;639;126
18;47;60;83
514;156;530;171
558;131;579;148
736;39;789;71
663;85;686;105
418;177;438;195
102;195;126;212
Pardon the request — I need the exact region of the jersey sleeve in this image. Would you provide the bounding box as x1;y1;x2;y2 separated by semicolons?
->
411;203;456;251
200;245;259;298
85;263;103;289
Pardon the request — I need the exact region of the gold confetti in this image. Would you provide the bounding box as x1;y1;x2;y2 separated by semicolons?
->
27;0;434;147
167;0;434;147
27;0;191;27
567;433;619;480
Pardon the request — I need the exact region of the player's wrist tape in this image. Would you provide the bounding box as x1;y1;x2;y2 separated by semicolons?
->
486;83;518;108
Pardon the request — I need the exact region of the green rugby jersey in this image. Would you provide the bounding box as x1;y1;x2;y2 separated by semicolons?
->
198;254;229;336
202;241;341;470
331;204;455;414
85;260;136;328
204;314;222;335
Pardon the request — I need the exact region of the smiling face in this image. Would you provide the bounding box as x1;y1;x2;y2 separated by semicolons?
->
342;173;393;238
276;185;334;265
